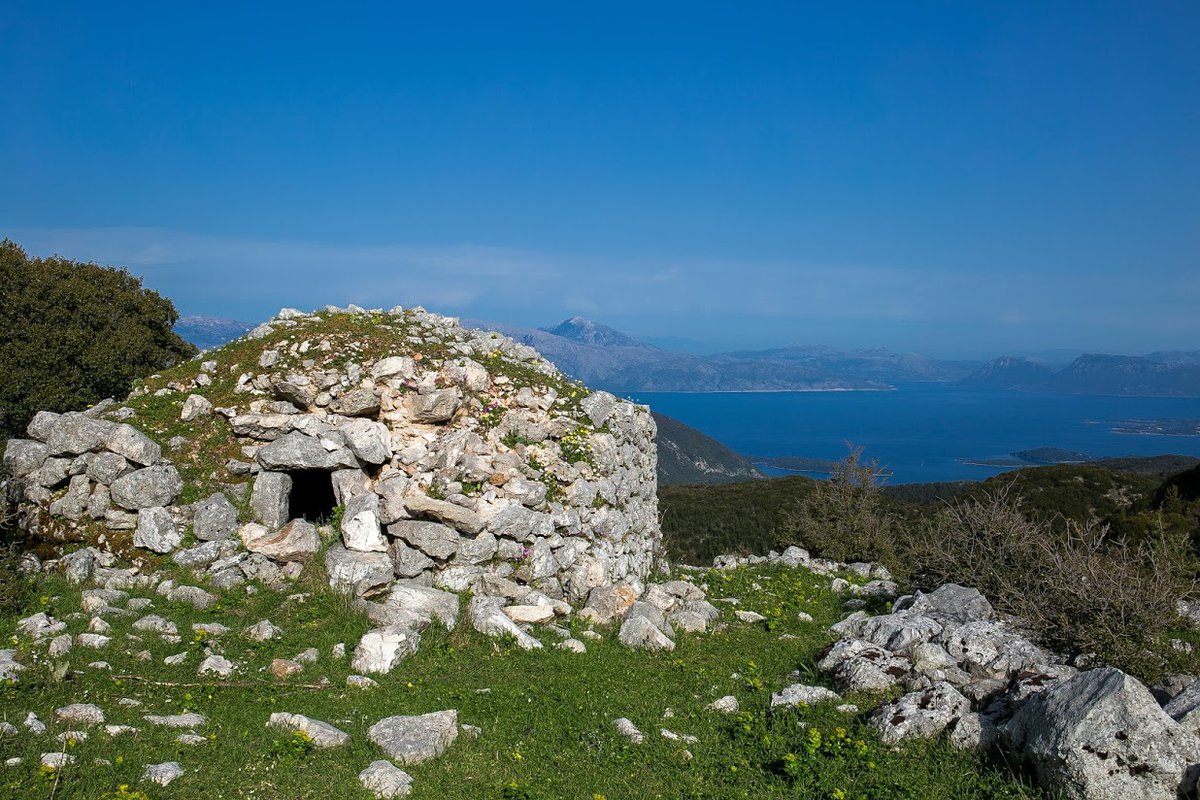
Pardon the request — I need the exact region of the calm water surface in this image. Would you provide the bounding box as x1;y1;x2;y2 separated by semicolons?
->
632;384;1200;484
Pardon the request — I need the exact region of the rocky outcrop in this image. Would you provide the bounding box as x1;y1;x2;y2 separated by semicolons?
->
809;578;1200;800
4;410;179;532
1005;668;1200;800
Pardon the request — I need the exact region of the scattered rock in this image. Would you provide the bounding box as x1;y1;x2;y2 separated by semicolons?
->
41;752;75;769
198;655;236;677
618;615;675;651
359;760;415;799
144;713;207;728
614;717;645;744
271;658;304;678
467;596;542;650
352;628;421;674
368;710;459;765
771;684;841;708
705;696;740;714
181;394;213;421
267;712;350;748
55;704;105;726
245;619;284;641
142;761;184;786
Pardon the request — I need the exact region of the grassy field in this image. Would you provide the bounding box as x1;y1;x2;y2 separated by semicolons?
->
0;558;1051;800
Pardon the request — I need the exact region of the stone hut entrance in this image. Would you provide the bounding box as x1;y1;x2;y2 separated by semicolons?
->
287;469;338;523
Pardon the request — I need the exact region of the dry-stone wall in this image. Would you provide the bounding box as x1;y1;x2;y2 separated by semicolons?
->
2;305;661;604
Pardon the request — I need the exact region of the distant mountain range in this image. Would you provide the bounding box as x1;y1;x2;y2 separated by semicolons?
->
176;315;253;350
469;316;975;392
176;312;1200;398
961;352;1200;397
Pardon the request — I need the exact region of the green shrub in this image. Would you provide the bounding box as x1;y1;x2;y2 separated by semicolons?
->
907;485;1197;680
779;446;901;575
0;239;195;438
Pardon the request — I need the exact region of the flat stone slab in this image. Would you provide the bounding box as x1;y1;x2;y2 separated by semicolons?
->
54;704;105;726
267;712;350;748
367;710;458;765
144;712;207;728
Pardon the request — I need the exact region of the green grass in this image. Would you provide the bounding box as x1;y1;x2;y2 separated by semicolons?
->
0;559;1050;800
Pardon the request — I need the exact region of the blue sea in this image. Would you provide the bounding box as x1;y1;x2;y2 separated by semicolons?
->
631;384;1200;485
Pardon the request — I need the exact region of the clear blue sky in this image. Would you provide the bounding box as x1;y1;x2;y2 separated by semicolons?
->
2;2;1197;357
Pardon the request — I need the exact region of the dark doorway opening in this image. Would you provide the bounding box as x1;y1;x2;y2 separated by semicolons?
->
287;469;338;523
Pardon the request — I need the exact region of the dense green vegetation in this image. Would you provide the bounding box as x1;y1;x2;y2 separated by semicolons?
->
0;240;195;440
660;454;1200;681
661;458;1200;566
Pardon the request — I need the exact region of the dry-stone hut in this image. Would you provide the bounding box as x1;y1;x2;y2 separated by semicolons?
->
2;305;662;604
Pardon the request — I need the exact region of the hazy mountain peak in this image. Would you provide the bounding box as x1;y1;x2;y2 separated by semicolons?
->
174;315;253;350
541;317;647;348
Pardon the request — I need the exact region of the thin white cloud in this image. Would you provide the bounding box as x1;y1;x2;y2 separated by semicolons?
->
6;225;1197;352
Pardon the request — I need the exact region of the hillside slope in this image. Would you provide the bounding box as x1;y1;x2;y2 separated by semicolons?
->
962;352;1200;396
652;411;764;485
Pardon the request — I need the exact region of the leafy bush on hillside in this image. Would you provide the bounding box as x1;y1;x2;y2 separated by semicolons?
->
907;486;1197;678
658;476;821;564
779;446;901;573
0;239;195;438
661;453;1200;680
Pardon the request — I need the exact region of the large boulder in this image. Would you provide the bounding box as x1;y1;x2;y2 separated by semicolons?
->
941;620;1046;681
3;439;49;477
342;492;386;552
367;710;458;765
110;466;182;510
45;412;114;456
404;495;485;535
389;520;459;560
257;432;356;471
241;520;320;562
105;423;162;466
325;543;393;593
1004;667;1200;800
338;419;391;464
193;493;239;541
1164;681;1200;736
618;615;675;651
406;390;460;423
870;682;970;745
579;583;638;625
133;507;181;553
382;584;460;629
893;584;993;627
251;472;292;529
